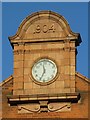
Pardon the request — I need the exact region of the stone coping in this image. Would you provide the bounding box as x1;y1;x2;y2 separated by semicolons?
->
76;72;90;83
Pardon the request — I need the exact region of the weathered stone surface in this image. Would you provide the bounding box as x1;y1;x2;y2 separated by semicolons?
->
1;11;89;119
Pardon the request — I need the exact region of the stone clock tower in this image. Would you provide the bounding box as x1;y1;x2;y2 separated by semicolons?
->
8;11;81;113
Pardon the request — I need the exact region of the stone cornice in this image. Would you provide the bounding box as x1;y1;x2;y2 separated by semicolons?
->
13;47;76;55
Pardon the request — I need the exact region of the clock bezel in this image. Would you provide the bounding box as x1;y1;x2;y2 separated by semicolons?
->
31;57;59;86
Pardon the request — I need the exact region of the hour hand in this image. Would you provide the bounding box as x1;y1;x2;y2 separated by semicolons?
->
40;63;45;80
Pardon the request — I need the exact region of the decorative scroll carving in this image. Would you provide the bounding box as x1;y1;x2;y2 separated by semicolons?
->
18;103;40;113
48;102;71;112
8;93;80;113
18;102;71;113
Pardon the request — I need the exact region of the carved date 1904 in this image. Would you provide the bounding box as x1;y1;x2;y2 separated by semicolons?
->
33;24;55;34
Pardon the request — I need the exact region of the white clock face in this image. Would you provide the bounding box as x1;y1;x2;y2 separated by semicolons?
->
32;59;57;83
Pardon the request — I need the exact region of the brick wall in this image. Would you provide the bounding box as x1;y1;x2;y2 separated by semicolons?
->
2;73;89;119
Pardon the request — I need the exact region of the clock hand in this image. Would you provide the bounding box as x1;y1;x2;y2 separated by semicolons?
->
40;72;44;80
43;62;46;74
40;63;46;80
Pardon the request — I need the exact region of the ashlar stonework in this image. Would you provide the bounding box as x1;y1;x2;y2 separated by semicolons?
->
1;11;90;119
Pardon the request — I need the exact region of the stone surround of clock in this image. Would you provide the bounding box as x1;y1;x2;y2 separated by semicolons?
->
8;11;81;112
31;58;58;85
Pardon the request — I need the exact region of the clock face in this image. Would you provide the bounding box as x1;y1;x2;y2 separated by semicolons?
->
32;59;57;83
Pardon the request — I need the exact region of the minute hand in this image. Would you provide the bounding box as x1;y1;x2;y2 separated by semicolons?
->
43;63;46;73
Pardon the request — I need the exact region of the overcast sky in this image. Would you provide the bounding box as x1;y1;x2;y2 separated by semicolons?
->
2;2;88;81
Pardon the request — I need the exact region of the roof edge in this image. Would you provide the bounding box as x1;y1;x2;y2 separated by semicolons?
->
76;72;90;84
0;72;89;87
0;75;13;87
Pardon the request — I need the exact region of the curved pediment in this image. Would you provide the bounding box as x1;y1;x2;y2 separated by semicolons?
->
9;11;81;45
